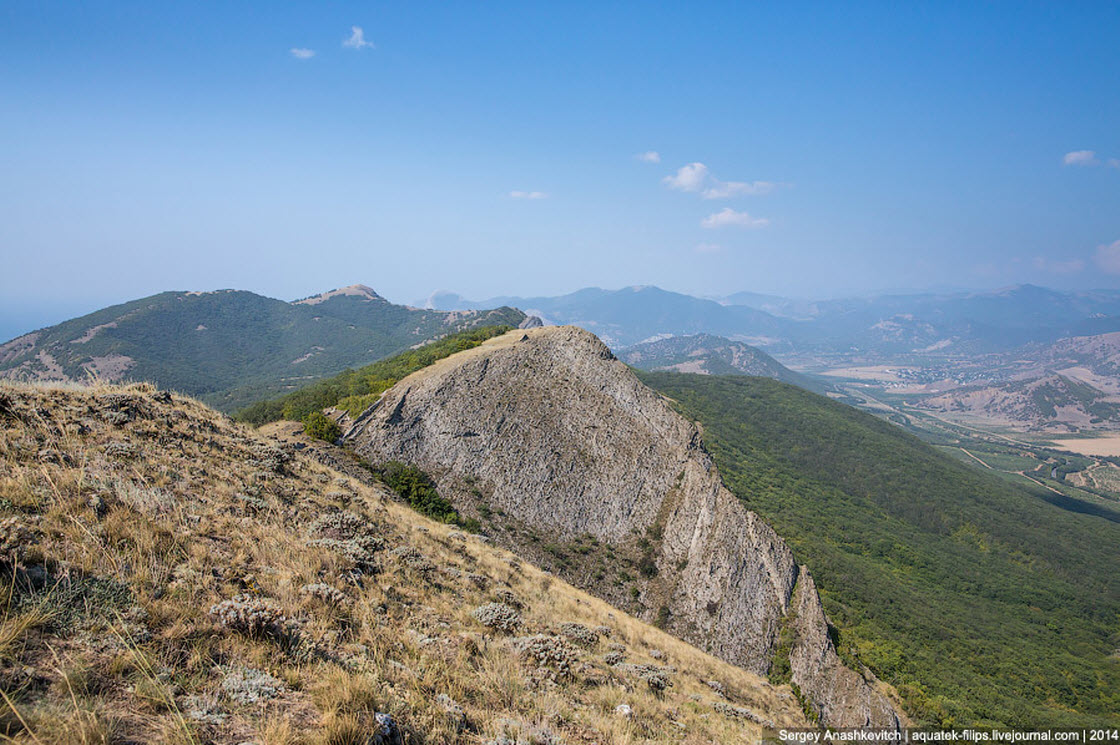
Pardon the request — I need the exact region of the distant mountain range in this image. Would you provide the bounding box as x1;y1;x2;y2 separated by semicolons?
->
617;333;827;393
426;284;1120;355
0;285;527;412
9;281;1120;422
424;286;785;348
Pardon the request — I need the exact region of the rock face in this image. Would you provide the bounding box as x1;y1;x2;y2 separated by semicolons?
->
788;571;902;727
345;326;901;728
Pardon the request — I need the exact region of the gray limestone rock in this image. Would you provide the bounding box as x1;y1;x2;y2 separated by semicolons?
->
345;325;901;727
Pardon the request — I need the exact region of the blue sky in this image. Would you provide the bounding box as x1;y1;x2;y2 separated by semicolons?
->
1;1;1118;339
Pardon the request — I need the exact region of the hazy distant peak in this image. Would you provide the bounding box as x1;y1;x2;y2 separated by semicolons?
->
293;284;384;305
424;290;469;310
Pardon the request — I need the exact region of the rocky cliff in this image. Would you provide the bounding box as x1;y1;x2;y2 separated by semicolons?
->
345;325;902;727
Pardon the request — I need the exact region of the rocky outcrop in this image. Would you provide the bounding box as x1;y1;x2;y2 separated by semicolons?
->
788;571;902;727
518;315;544;329
345;325;901;728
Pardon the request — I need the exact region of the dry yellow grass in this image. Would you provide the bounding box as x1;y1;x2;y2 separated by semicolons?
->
0;381;808;743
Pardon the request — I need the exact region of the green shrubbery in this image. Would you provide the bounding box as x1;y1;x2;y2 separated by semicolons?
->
235;325;513;425
365;460;480;531
302;412;341;442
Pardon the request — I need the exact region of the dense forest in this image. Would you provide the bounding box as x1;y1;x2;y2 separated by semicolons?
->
640;372;1120;728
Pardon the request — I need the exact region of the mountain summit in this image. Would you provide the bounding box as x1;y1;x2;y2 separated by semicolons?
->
344;325;903;727
0;287;526;412
294;284;385;305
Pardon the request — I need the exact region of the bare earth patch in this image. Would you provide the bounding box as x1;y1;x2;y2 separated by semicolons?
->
1049;434;1120;457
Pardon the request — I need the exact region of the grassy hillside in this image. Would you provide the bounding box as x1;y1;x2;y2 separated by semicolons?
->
639;372;1120;728
618;333;826;393
235;325;515;426
0;288;526;413
0;381;808;743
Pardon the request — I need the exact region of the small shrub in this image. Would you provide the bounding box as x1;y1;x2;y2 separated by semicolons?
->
303;412;342;442
376;461;460;525
307;511;373;541
559;622;599;648
493;588;522;609
713;701;763;723
306;512;382;571
301;583;349;606
614;663;673;693
471;602;522;633
222;666;286;705
0;516;37;565
637;552;658;578
307;537;381;572
514;634;578;680
209;594;286;637
389;545;434;574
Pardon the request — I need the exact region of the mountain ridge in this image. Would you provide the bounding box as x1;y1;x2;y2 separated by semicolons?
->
0;287;526;412
344;325;903;727
617;333;827;393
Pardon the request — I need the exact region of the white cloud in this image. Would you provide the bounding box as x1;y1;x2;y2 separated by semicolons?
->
1095;240;1120;274
635;151;661;164
1109;158;1120;169
694;242;722;254
509;190;548;200
662;162;709;192
663;161;783;199
343;26;374;50
1031;256;1085;275
700;207;769;229
290;48;315;59
702;180;777;199
1063;150;1098;166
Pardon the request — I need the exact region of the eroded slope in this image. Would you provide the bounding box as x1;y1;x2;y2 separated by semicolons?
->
345;326;902;728
0;382;809;744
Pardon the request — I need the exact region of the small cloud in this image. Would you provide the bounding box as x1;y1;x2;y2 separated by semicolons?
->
290;48;316;59
509;190;548;200
701;207;769;229
343;26;374;50
663;162;709;192
1031;256;1085;275
702;180;777;199
635;151;661;164
1063;150;1098;166
663;161;784;198
1109;158;1120;169
1095;240;1120;274
694;242;722;254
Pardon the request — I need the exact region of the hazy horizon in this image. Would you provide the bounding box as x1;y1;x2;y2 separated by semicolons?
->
6;278;1120;346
